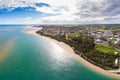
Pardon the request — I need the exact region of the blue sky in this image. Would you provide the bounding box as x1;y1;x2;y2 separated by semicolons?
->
0;0;120;24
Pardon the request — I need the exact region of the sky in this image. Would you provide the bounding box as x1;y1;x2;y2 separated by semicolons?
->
0;0;120;24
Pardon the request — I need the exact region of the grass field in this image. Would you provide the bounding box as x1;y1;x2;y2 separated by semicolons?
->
96;44;120;54
98;29;110;32
72;33;81;37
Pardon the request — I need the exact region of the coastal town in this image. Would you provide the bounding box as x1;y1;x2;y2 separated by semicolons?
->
1;0;120;79
36;24;120;74
36;25;120;47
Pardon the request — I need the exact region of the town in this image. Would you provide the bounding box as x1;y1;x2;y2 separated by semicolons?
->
36;24;120;73
36;24;120;49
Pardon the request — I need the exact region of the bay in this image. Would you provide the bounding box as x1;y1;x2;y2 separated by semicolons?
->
0;25;118;80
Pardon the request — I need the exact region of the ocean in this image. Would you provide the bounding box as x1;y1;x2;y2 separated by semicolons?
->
0;25;118;80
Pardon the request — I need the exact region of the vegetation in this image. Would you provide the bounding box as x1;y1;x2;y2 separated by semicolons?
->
37;30;120;70
116;41;120;49
84;49;119;69
96;44;120;54
71;33;81;37
98;29;110;32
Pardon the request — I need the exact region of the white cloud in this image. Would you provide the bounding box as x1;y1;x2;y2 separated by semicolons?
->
35;6;57;14
15;17;32;21
0;18;43;24
0;0;79;23
33;0;79;23
0;0;120;24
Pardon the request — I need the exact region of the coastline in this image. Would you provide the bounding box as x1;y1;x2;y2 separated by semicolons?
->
23;26;120;79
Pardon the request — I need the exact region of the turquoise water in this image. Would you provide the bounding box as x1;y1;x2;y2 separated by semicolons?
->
0;25;119;80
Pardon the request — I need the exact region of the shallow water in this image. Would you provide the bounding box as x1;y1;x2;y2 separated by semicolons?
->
0;25;119;80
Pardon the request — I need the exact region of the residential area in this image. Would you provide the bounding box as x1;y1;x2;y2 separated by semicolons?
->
36;24;120;73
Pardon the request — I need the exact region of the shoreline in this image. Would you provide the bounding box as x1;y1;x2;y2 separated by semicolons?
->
23;26;120;79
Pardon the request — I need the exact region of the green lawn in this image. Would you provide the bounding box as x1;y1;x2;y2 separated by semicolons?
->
67;33;81;37
98;29;110;32
72;33;81;37
96;44;120;54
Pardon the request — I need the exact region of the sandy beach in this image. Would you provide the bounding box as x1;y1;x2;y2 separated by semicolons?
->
23;26;120;79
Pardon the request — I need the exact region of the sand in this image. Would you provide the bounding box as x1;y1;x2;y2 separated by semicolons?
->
23;26;120;79
0;39;14;61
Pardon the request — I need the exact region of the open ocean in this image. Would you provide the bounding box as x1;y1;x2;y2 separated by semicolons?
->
0;25;118;80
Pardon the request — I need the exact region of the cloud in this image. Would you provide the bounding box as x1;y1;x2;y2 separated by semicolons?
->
35;6;57;14
15;17;32;21
0;18;43;24
75;0;120;22
0;0;120;24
